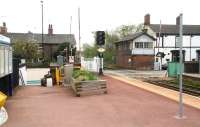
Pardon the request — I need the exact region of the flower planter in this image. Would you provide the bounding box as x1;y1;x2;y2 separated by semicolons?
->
71;78;107;97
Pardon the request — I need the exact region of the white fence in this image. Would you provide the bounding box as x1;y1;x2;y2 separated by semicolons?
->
81;57;103;72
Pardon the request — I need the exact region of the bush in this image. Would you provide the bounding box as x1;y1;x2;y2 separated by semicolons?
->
26;62;49;68
73;70;97;81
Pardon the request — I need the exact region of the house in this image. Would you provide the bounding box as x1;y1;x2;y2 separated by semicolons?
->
115;31;156;70
0;23;76;61
144;14;200;64
115;14;200;70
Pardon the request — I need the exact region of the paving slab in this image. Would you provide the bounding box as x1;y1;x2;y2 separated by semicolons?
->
2;76;200;127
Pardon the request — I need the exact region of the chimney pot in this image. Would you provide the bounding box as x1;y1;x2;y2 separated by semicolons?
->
48;24;53;35
0;22;7;34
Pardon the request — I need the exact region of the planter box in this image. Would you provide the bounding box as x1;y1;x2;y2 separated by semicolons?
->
71;78;107;97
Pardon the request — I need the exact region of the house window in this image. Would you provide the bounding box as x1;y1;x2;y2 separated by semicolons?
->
135;42;153;48
125;42;130;50
135;42;143;48
144;42;153;48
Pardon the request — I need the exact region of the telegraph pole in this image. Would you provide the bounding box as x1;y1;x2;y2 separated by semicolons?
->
70;16;72;34
70;16;73;56
41;0;44;59
78;7;81;58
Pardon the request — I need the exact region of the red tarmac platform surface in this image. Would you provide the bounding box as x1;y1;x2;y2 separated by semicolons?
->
3;76;200;127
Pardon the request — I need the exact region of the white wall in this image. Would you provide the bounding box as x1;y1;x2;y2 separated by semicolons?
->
131;35;155;55
155;35;200;64
132;49;154;55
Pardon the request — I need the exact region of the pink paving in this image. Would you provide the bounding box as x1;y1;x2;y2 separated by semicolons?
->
3;76;200;127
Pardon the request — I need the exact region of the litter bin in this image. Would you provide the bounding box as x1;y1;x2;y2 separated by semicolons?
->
64;64;73;86
49;63;60;85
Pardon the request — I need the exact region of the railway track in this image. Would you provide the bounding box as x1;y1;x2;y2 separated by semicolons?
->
145;80;200;97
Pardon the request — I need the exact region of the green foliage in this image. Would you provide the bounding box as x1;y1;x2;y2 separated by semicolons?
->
73;70;97;81
115;24;144;38
104;31;119;64
54;42;76;59
82;43;97;58
115;25;136;38
12;39;40;61
57;42;70;53
26;62;49;68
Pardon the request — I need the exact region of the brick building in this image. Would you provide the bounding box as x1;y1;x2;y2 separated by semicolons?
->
0;23;76;61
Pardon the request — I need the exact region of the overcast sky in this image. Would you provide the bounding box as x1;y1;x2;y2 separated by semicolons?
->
1;0;200;47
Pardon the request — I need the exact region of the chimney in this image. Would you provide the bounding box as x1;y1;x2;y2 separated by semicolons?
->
0;22;7;34
48;24;53;35
176;16;180;26
3;22;6;27
144;14;150;26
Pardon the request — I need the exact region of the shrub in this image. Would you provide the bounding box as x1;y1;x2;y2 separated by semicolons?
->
73;70;97;81
26;62;49;68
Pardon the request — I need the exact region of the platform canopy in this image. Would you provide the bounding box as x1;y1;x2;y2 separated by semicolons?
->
0;35;10;45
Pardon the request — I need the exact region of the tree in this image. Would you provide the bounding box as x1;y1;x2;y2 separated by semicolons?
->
12;39;40;61
103;31;119;64
135;23;144;32
115;24;144;38
115;25;136;38
82;43;97;58
54;42;76;60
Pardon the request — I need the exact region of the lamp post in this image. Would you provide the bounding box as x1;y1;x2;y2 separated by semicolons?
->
41;0;44;60
175;13;185;119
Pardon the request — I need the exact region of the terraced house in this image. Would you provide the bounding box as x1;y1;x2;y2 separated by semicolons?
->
115;14;200;70
0;23;76;61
